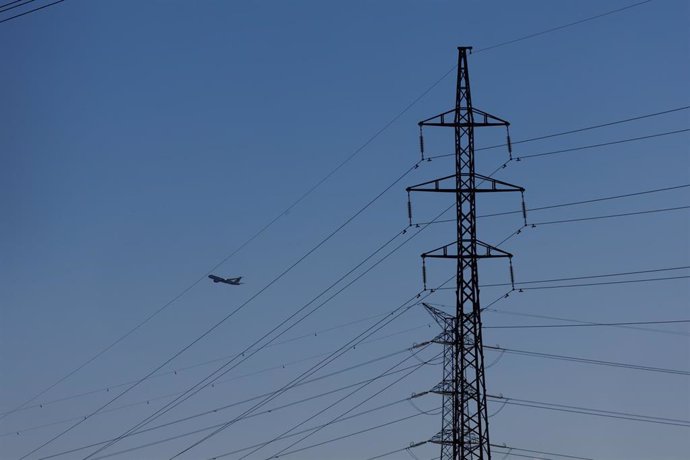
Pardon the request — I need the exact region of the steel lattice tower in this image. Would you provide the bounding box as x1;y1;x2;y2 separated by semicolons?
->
407;47;525;460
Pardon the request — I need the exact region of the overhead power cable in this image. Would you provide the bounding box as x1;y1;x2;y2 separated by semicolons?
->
516;128;689;160
161;285;443;460
0;307;407;420
216;412;426;460
18;2;660;454
478;184;690;219
415;185;690;226
76;206;452;460
472;0;653;53
516;275;690;291
488;395;690;427
8;0;662;425
0;0;29;10
0;0;38;13
530;205;690;226
485;319;690;329
91;395;425;460
483;265;690;287
492;445;594;460
36;352;428;459
243;347;437;460
485;345;690;376
0;0;63;24
74;183;462;460
168;280;518;460
426;127;689;161
6;333;427;439
20;161;424;460
476;105;689;153
485;307;690;337
434;266;690;291
364;442;592;460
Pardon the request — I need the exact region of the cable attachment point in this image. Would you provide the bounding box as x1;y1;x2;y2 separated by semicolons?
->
419;125;425;161
520;191;528;226
506;126;513;161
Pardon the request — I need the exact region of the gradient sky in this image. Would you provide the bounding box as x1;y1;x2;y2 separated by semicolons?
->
1;1;689;459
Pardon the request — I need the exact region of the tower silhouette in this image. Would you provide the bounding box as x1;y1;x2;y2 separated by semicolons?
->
407;47;525;459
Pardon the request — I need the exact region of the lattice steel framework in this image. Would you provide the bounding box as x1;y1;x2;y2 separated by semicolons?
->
407;47;524;460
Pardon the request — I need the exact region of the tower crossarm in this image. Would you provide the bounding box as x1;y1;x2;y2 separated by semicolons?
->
421;240;513;260
418;107;509;128
407;174;524;193
423;302;455;327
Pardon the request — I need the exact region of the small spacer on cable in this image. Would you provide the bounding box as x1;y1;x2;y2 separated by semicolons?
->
520;191;528;226
506;126;513;161
419;125;425;160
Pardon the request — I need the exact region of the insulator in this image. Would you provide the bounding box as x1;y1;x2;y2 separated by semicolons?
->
422;259;428;291
407;192;413;226
506;127;513;160
521;191;528;226
509;258;515;290
419;126;425;160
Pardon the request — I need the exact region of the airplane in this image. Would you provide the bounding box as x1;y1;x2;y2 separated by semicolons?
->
208;275;243;285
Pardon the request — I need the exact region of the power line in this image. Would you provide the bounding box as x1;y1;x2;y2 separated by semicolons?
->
40;361;432;460
75;219;445;460
485;345;690;376
530;205;690;226
475;105;689;154
517;128;689;160
485;307;690;337
485;319;690;329
432;265;690;290
0;0;28;10
486;265;690;287
365;442;593;460
20;162;424;460
217;412;426;460
0;0;37;13
489;396;690;427
16;2;664;454
479;184;690;219
72;194;458;460
492;445;594;460
415;185;690;225
0;306;405;419
5;333;429;439
240;347;436;460
0;0;63;24
472;0;653;53
160;290;440;460
517;275;690;291
426;127;689;161
94;398;422;460
8;0;665;427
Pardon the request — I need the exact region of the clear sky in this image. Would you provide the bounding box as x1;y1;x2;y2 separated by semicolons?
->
1;1;688;459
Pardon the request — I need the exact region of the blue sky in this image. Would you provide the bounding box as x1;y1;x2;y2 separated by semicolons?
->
1;1;688;459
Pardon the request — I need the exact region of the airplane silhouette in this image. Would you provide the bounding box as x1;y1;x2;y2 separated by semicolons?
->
208;275;243;285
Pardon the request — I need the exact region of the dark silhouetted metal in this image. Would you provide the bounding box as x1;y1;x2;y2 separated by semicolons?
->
408;47;524;460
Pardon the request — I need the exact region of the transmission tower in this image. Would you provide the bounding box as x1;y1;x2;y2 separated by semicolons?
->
407;47;525;460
